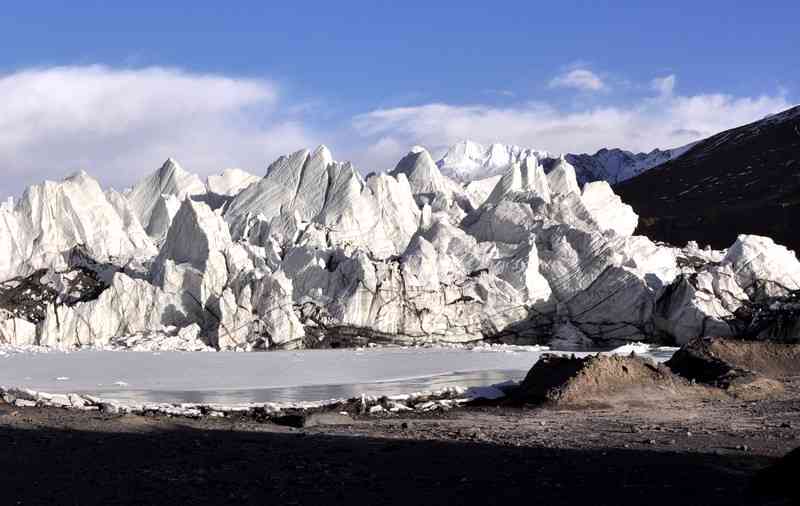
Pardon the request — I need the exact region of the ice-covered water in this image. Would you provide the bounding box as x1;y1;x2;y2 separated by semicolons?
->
0;345;676;404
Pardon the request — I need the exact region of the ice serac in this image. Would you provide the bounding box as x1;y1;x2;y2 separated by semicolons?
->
146;194;182;244
390;148;456;197
389;147;470;222
485;157;552;205
126;158;207;234
546;157;580;196
654;265;742;345
275;214;548;345
38;199;228;348
464;175;502;209
581;181;638;237
223;148;319;228
37;195;258;350
461;161;679;344
215;269;305;350
151;199;235;340
565;265;655;341
105;189;157;254
156;199;232;271
522;157;552;203
0;172;156;281
226;146;420;259
150;198;304;350
723;235;800;298
623;235;678;289
0;205;28;282
38;272;193;348
315;163;418;258
653;234;800;345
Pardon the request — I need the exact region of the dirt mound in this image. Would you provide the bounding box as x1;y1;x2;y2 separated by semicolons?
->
515;354;705;406
667;337;800;379
512;339;796;407
666;337;794;400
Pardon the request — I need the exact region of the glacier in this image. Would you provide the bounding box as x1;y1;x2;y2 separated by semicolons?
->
1;144;799;352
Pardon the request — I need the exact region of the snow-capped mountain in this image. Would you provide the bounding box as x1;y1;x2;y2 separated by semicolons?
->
435;140;693;186
617;104;800;252
436;140;552;183
565;144;696;184
206;168;260;197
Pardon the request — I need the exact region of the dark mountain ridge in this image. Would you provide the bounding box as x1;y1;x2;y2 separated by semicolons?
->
616;105;800;253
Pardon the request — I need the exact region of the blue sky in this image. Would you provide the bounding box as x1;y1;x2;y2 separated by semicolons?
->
1;1;798;193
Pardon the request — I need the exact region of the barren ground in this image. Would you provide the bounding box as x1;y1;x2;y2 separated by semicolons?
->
2;379;799;505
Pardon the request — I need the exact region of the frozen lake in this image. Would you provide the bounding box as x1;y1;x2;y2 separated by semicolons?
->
0;345;676;405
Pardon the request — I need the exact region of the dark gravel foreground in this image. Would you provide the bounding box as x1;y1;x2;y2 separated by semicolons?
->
2;382;800;505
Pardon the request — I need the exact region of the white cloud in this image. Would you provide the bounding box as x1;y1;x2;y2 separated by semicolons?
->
0;65;794;196
652;74;676;96
549;68;606;92
351;86;791;168
0;65;318;195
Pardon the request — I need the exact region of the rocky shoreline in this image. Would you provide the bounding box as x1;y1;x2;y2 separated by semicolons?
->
0;337;792;421
1;374;798;505
0;383;490;421
1;337;798;504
